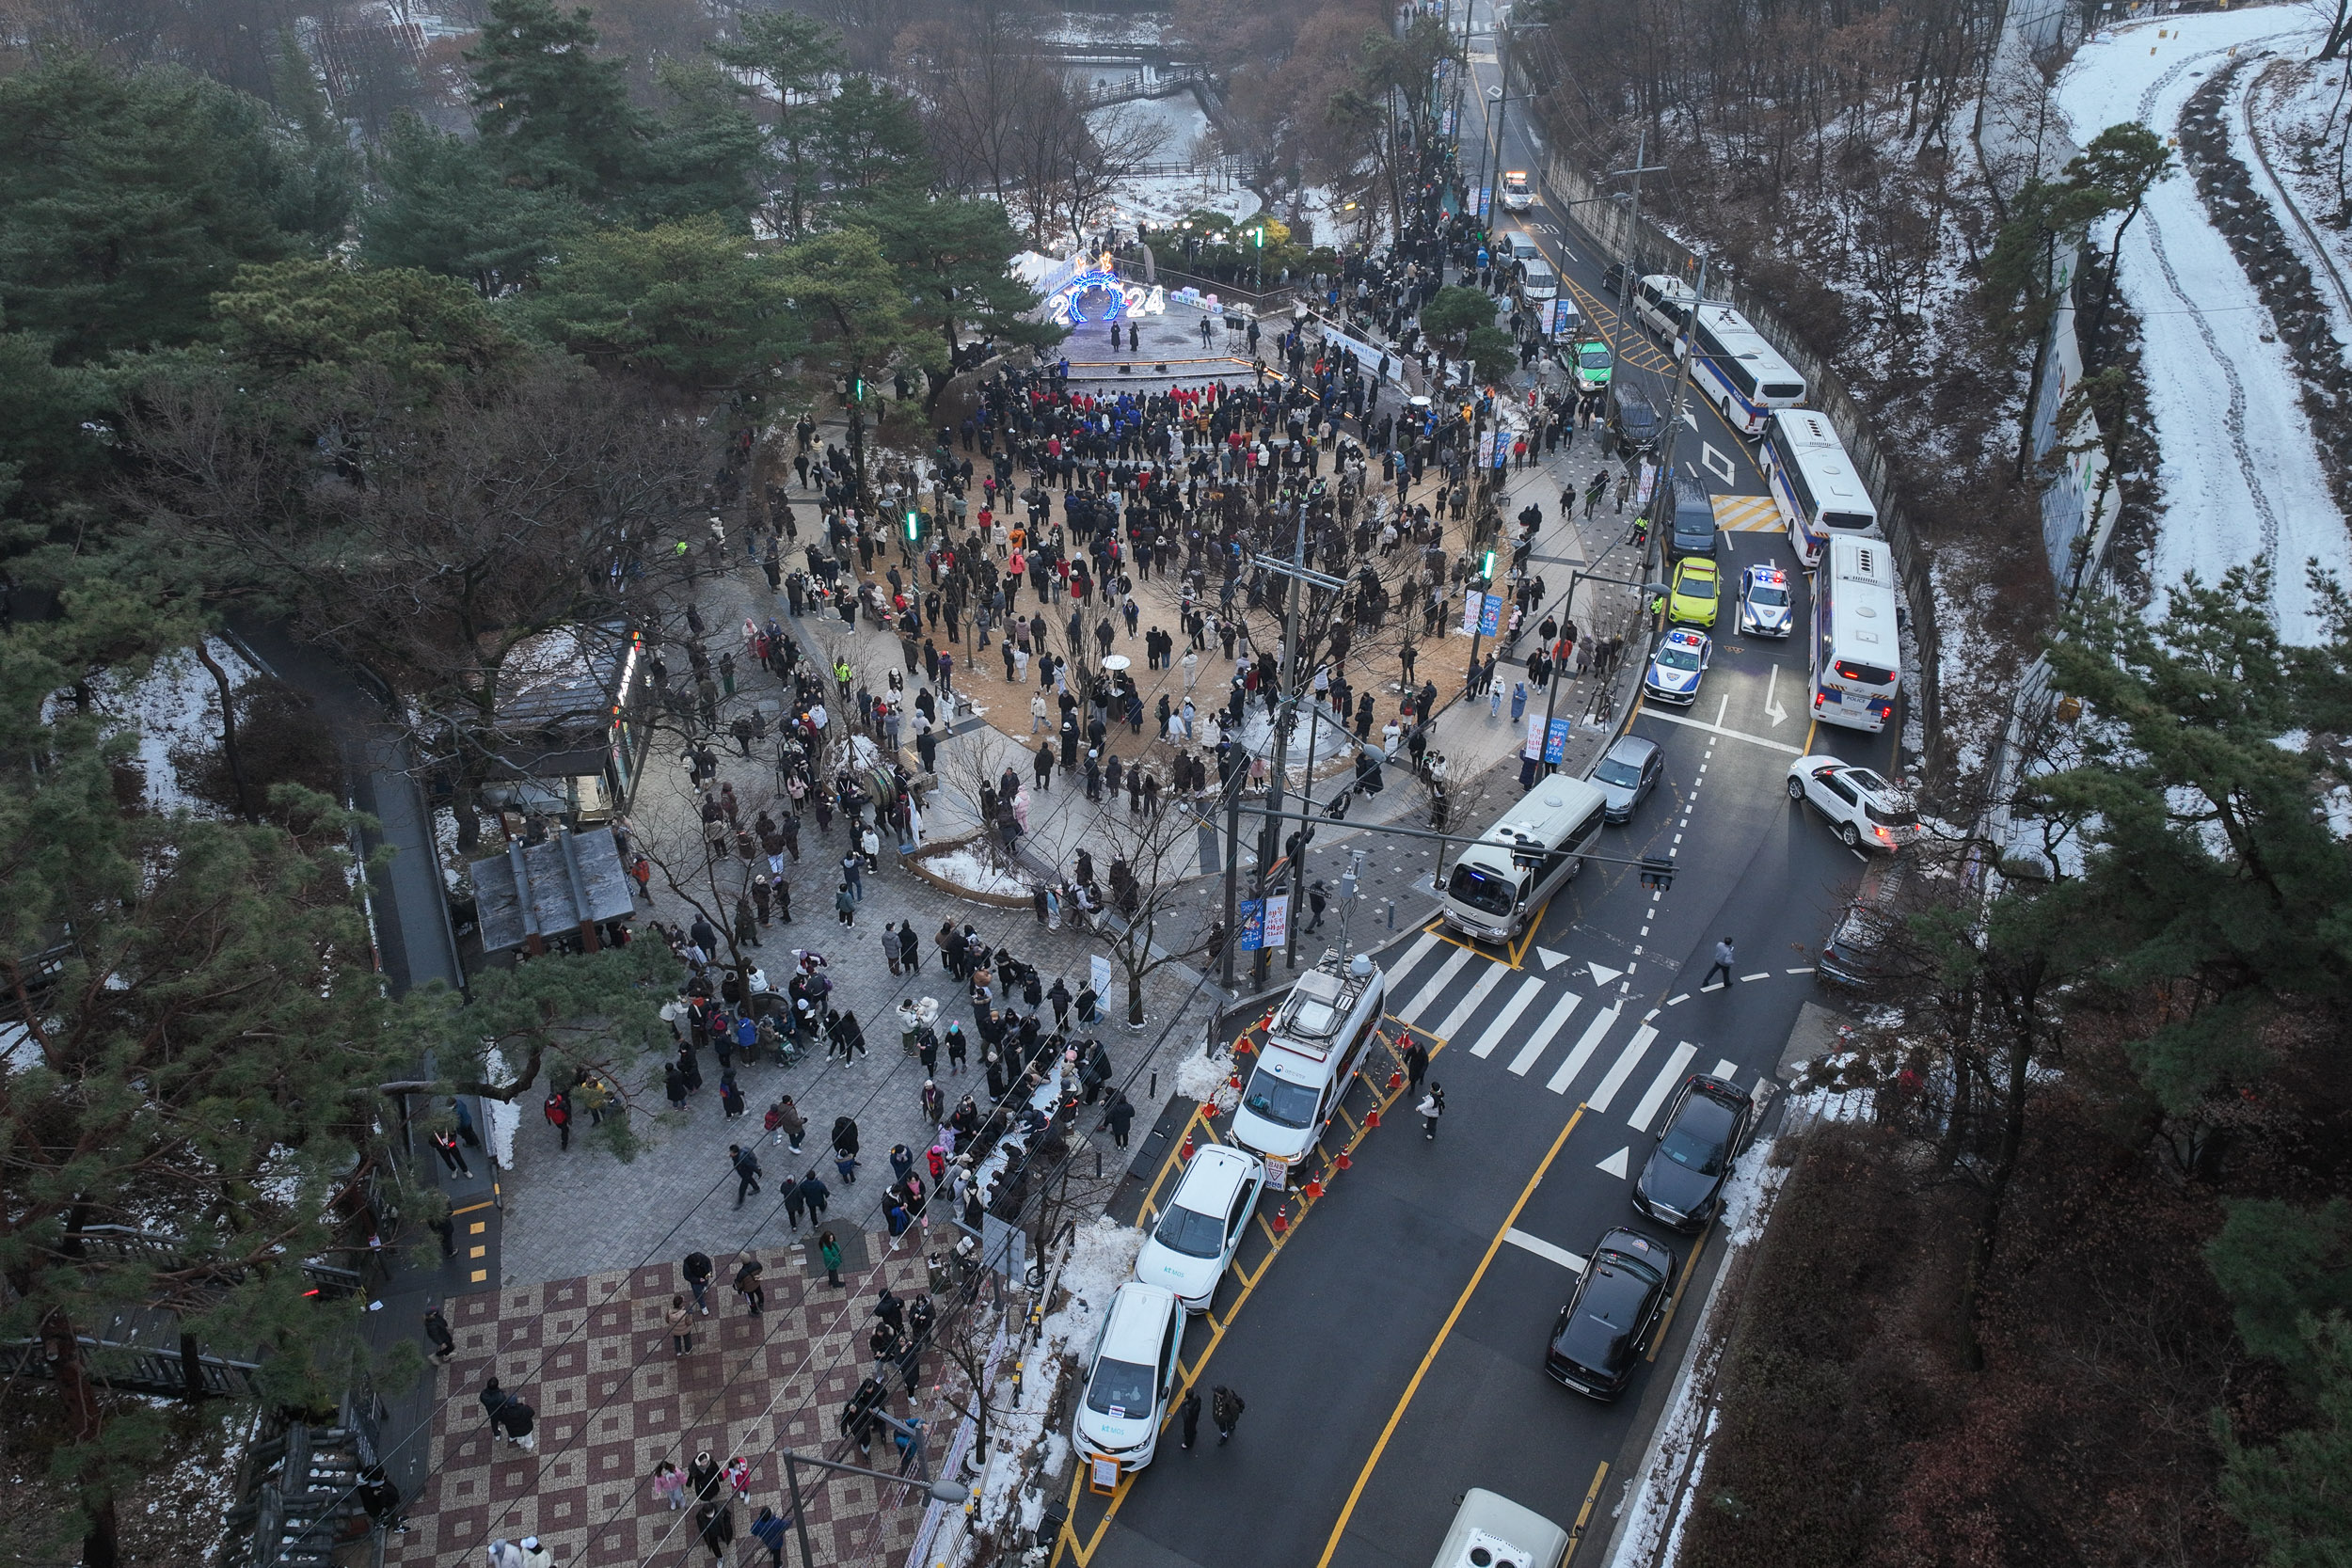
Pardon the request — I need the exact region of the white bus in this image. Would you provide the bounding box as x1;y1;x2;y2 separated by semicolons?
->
1812;533;1902;734
1439;777;1609;943
1762;409;1880;566
1687;304;1806;436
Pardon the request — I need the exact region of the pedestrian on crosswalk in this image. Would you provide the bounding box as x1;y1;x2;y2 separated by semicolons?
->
1703;938;1737;989
1418;1084;1445;1141
1404;1038;1429;1095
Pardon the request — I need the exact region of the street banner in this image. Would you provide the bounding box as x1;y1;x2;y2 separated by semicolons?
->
1263;894;1289;950
1238;899;1264;952
1461;591;1482;636
1524;712;1546;760
1090;953;1113;997
1636;459;1659;509
1477;594;1504;637
1545;716;1574;763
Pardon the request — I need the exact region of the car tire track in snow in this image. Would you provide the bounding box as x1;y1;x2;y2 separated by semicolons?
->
2126;28;2310;569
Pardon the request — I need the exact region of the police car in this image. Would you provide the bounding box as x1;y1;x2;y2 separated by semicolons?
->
1738;563;1792;637
1501;169;1534;212
1643;626;1712;707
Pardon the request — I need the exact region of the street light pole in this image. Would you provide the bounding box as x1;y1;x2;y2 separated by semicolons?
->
1613;128;1667;315
778;1445;964;1568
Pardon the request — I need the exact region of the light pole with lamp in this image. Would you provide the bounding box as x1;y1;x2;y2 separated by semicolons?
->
1527;566;1670;784
773;1431;966;1568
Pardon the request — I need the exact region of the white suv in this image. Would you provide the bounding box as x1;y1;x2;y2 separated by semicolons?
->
1134;1145;1264;1312
1786;756;1920;851
1073;1283;1183;1474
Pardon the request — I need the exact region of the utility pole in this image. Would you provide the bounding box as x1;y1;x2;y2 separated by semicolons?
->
1249;497;1344;990
1613;129;1667;315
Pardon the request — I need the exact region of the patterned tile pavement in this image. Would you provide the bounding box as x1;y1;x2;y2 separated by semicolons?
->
392;1239;940;1568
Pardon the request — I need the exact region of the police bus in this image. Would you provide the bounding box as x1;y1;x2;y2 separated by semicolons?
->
1686;304;1806;436
1762;409;1880;566
1812;533;1902;734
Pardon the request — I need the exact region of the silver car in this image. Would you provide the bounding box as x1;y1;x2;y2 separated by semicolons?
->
1592;736;1662;824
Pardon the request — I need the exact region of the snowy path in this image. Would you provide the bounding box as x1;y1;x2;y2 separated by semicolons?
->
2057;8;2350;643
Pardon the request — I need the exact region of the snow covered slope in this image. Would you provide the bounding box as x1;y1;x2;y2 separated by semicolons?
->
2056;8;2351;643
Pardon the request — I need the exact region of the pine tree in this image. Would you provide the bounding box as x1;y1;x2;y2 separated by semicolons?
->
2219;1314;2352;1568
360;111;588;295
0;596;411;1568
466;0;649;204
709;9;847;239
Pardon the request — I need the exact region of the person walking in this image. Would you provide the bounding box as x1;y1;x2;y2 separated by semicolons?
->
665;1294;694;1355
836;880;857;927
494;1393;537;1451
1211;1386;1246;1445
734;1254;766;1315
1703;937;1738;988
799;1170;831;1224
1305;880;1327;933
696;1502;735;1566
1404;1037;1430;1096
1178;1387;1202;1449
422;1305;456;1363
683;1250;714;1314
358;1467;406;1536
1103;1089;1135;1149
542;1087;571;1151
1419;1083;1445;1141
730;1143;762;1208
818;1228;844;1289
431;1128;471;1178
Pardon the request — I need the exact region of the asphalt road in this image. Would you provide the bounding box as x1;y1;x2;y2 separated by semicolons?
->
1055;11;1905;1562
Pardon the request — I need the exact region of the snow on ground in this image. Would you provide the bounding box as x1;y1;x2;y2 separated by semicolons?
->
923;845;1035;898
1172;1048;1241;1115
484;1048;520;1169
1606;1138;1788;1568
2242;53;2352;369
2056;8;2351;642
80;637;256;815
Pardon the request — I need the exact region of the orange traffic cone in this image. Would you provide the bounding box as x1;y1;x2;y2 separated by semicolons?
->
1334;1150;1353;1171
1180;1132;1196;1162
1365;1108;1381;1130
1386;1069;1404;1091
1302;1178;1325;1200
1270;1202;1289;1235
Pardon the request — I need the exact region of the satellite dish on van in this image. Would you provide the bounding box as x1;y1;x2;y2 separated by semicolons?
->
1348;953;1375;978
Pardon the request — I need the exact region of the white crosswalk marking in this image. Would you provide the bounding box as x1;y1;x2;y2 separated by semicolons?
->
1513;992;1585;1076
1433;963;1509;1044
1711;1058;1738;1080
1586;1024;1658;1113
1400;944;1476;1022
1385;931;1441;990
1628;1041;1698;1131
1549;1005;1624;1094
1470;975;1547;1058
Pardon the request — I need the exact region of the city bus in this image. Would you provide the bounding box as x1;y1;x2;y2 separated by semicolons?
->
1762;409;1880;566
1687;304;1806;436
1811;533;1902;734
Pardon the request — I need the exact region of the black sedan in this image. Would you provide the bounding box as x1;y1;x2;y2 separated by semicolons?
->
1546;1228;1677;1401
1632;1075;1755;1232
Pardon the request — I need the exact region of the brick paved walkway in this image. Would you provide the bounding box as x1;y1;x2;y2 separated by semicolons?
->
392;1239;937;1568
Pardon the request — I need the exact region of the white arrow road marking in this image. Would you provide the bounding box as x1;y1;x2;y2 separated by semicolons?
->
1596;1146;1630;1179
1702;442;1736;484
1586;961;1624;987
1763;664;1788;727
1503;1228;1587;1273
1536;946;1571;971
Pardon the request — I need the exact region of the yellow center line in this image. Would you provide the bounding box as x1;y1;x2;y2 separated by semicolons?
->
1054;1065;1435;1568
1566;1462;1611;1561
1646;1225;1710;1362
1311;1104;1589;1568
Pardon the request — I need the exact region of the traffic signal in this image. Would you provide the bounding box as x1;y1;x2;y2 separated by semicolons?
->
1479;548;1497;583
1638;856;1676;891
904;509;922;542
852;376;865;402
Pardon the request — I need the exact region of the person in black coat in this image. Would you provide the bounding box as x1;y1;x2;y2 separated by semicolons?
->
1103;1089;1136;1149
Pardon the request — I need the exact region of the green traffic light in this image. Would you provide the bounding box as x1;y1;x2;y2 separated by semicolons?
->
904;510;920;540
1481;550;1497;579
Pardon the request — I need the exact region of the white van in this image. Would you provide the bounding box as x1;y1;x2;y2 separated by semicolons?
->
1633;273;1696;340
1429;1489;1569;1568
1073;1282;1183;1474
1519;259;1559;303
1230;952;1388;1171
1439;777;1610;942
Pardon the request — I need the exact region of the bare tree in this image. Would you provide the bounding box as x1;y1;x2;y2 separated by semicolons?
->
121;353;712;849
